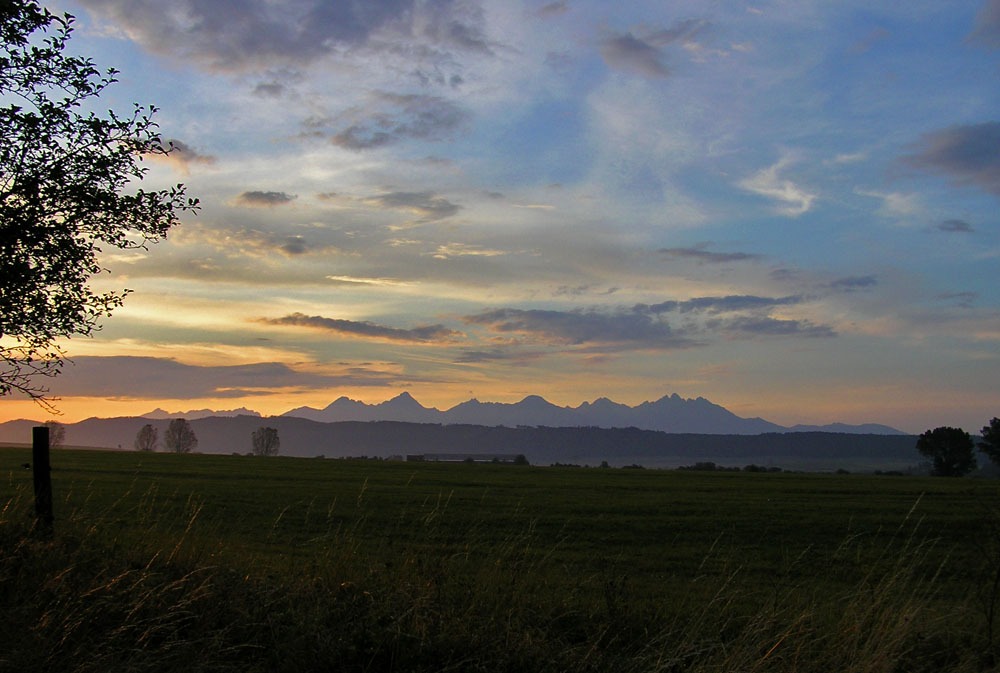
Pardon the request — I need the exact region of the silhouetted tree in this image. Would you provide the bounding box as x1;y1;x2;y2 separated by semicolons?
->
134;423;158;452
979;417;1000;468
0;1;197;406
916;426;976;477
164;419;197;454
43;420;64;448
251;426;280;456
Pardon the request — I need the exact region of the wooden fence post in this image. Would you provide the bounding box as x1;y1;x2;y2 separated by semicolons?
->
32;426;53;535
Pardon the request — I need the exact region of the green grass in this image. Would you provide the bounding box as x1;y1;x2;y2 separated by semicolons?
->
2;447;999;672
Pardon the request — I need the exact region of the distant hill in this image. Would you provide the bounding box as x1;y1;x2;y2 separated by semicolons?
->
281;392;904;435
0;415;921;472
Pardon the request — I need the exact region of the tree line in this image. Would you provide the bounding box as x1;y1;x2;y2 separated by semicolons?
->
134;420;280;456
917;418;1000;477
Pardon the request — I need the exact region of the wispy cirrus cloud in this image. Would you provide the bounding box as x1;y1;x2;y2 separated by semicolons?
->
325;275;412;287
453;347;546;364
430;243;506;259
738;155;817;216
260;313;464;343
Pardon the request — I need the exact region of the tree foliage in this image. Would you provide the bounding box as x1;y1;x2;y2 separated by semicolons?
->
43;419;64;447
979;417;1000;467
1;1;197;405
164;418;197;454
251;426;280;456
916;426;976;477
134;423;157;452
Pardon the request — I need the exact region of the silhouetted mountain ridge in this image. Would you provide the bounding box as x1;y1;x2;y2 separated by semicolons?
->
142;407;261;420
280;392;903;435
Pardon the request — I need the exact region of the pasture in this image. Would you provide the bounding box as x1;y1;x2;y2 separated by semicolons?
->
2;446;999;672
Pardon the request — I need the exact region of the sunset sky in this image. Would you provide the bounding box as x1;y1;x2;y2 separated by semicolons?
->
3;0;999;433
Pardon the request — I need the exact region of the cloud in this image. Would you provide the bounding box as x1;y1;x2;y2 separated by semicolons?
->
938;219;975;233
453;347;545;364
601;32;671;77
537;1;570;19
710;316;836;338
465;295;833;350
659;246;761;264
361;191;461;222
325;276;412;287
330;92;469;149
174;224;340;260
279;236;308;255
856;188;922;218
50;356;396;399
253;81;286;98
79;0;492;73
464;307;694;348
828;275;878;293
903;121;1000;195
147;138;216;174
234;191;297;207
738;155;817;216
431;243;506;259
938;291;978;308
646;295;805;314
415;1;494;55
600;19;711;77
970;0;1000;48
830;151;867;164
260;313;464;343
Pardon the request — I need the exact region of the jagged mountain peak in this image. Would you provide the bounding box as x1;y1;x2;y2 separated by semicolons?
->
518;394;559;407
381;391;429;409
323;396;364;410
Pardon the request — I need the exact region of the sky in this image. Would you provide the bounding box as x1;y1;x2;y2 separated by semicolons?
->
2;0;999;434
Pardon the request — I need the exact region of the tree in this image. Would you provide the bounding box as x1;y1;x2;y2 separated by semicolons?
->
251;426;280;456
1;1;197;406
916;426;976;477
979;417;1000;467
164;418;197;454
43;419;64;447
134;423;158;452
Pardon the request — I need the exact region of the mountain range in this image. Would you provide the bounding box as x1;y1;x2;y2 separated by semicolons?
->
274;392;903;435
0;392;917;470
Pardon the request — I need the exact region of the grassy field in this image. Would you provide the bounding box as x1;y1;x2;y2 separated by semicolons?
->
2;446;1000;672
